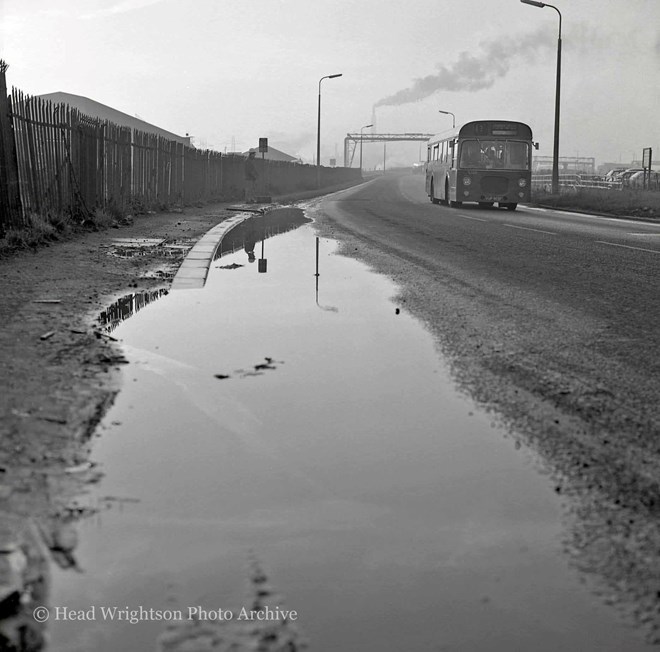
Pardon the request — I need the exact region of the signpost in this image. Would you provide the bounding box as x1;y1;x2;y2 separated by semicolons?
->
642;147;653;190
257;138;271;203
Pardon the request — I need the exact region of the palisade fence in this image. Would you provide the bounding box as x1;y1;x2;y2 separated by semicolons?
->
0;63;360;235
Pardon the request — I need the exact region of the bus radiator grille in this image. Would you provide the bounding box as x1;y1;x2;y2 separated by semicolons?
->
481;176;509;194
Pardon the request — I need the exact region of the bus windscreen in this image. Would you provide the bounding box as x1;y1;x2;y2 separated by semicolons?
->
459;140;530;170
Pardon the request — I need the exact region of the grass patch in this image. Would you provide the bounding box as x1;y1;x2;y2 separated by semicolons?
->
0;213;73;257
0;204;126;257
84;207;118;230
532;187;660;219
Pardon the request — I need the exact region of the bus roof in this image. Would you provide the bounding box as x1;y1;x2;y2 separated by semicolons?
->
428;120;533;143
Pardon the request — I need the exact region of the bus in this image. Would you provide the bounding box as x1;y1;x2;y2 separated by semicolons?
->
425;120;536;211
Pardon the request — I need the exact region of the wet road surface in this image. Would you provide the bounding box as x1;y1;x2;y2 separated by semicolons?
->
45;217;657;651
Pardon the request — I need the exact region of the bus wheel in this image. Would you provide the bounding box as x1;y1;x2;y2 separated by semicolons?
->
430;181;440;204
505;202;518;211
478;202;494;208
449;200;462;208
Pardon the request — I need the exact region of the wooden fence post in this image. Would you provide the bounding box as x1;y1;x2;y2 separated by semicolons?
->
0;60;23;233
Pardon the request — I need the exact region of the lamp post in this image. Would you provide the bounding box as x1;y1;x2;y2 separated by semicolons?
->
359;123;373;173
316;73;342;187
438;110;455;129
521;0;562;194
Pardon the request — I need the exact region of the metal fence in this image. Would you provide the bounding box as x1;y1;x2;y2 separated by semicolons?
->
0;65;360;235
532;173;660;192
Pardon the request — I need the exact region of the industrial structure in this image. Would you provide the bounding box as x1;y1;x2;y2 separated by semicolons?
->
344;132;433;168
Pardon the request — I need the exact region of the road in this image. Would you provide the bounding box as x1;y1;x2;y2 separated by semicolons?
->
309;171;660;638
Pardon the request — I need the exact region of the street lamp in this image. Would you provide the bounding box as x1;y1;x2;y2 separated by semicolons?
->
521;0;562;194
359;123;373;173
316;73;343;187
438;110;455;129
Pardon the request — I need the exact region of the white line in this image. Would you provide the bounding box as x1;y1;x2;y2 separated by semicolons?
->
539;210;657;226
502;223;557;235
456;213;487;222
627;232;660;237
595;241;660;255
523;206;548;212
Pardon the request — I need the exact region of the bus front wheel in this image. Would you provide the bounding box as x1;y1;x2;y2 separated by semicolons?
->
500;202;517;211
430;181;440;204
449;200;462;208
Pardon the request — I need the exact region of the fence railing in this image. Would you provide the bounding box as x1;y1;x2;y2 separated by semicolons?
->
532;173;660;192
0;65;360;234
531;174;623;191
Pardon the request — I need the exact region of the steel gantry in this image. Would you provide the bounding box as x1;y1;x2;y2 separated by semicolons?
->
343;132;434;168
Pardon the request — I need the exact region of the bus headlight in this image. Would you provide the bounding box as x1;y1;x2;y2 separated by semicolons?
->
462;176;472;186
518;178;527;187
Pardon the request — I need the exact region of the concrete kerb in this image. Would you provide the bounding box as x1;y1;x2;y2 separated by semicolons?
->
170;211;256;290
170;178;370;290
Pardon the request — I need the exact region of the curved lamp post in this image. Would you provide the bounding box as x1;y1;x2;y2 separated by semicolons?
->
521;0;562;194
316;73;342;187
438;110;455;129
359;123;373;173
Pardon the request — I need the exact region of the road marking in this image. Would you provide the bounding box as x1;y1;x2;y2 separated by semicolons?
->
502;223;557;235
595;241;660;254
533;209;657;226
627;232;660;236
456;213;487;222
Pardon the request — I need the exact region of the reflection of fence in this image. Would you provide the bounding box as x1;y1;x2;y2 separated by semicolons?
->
0;68;360;234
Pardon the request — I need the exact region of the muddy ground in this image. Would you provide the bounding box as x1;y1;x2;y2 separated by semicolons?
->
2;178;660;649
0;189;333;649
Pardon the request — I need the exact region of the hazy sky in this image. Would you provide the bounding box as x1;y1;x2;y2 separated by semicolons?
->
1;0;659;168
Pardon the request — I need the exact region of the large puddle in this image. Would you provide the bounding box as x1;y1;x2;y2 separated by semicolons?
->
45;220;654;651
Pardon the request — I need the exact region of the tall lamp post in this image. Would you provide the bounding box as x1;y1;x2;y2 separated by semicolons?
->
316;73;342;187
438;110;455;129
359;123;373;173
521;0;562;194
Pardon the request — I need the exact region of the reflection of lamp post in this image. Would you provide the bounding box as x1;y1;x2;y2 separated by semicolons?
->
316;73;343;188
438;110;455;129
258;235;267;273
314;237;338;312
521;0;562;194
359;123;373;173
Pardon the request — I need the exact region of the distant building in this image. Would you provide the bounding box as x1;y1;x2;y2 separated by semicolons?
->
37;92;192;146
245;146;301;163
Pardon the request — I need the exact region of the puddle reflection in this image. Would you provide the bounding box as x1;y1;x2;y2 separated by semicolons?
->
45;224;656;652
98;289;169;333
213;211;311;262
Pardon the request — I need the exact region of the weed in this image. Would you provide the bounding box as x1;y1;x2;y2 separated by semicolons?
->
532;188;660;218
27;213;58;243
86;208;117;230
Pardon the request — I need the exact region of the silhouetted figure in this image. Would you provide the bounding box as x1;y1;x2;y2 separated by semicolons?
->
244;151;258;203
244;222;257;262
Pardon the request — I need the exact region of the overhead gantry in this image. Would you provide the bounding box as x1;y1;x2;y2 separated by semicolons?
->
343;132;434;168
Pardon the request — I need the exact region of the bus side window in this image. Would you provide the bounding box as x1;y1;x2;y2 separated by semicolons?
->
441;141;446;163
450;141;456;167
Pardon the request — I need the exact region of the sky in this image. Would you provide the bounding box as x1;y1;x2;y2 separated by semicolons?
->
1;0;659;169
